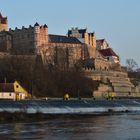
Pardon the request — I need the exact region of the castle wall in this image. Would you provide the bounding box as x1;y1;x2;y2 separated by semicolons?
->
0;32;12;52
9;26;35;54
94;58;110;70
47;43;83;69
1;23;87;69
9;24;48;55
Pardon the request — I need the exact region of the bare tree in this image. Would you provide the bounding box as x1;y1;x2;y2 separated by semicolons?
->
126;58;138;72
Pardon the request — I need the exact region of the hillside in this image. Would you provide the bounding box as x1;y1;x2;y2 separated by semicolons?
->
0;55;98;98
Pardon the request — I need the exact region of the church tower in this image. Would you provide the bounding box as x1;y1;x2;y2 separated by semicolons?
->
0;13;8;31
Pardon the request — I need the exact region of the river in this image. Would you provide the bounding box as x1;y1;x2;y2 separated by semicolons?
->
0;113;140;140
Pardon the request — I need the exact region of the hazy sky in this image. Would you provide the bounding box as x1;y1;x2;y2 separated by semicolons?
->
1;0;140;66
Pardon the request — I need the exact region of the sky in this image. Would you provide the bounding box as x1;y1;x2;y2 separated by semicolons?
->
1;0;140;66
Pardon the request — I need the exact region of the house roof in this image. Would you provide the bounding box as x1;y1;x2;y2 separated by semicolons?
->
0;13;7;24
96;39;105;46
96;50;106;59
49;34;82;44
99;48;119;57
0;83;14;92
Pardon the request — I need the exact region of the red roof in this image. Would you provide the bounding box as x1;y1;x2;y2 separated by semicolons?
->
96;39;105;46
99;48;118;58
0;13;7;24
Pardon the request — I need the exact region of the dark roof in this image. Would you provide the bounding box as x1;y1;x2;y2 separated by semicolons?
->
68;28;87;38
96;39;105;46
49;34;82;44
34;22;39;26
44;24;48;28
89;32;94;36
99;48;118;57
0;13;7;24
96;50;106;59
0;83;14;92
78;29;87;34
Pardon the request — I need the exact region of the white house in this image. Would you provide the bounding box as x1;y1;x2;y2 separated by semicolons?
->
0;81;30;100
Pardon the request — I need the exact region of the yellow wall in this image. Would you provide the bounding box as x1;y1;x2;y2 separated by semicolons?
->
13;81;30;97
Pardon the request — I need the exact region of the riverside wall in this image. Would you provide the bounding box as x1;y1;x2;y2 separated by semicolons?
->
0;99;140;114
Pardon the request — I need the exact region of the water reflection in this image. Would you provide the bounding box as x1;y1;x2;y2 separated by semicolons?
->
0;114;140;140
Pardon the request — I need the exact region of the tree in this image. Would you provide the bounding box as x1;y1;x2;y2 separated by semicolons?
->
126;58;138;72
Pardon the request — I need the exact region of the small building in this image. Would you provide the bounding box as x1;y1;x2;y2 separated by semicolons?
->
96;39;120;64
0;81;30;100
96;39;109;50
99;48;120;64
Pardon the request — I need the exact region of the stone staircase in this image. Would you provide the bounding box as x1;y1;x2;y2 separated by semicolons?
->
94;83;112;98
107;76;134;97
85;70;140;98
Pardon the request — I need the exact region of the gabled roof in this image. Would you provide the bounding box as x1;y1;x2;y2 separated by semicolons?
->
96;50;106;59
99;48;119;58
96;39;105;46
49;34;82;44
0;83;14;92
0;13;7;24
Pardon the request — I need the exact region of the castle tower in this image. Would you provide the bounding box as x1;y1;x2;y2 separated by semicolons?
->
34;22;48;54
68;28;96;58
0;13;8;31
34;22;41;52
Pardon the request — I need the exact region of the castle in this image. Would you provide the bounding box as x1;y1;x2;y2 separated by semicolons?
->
2;13;138;98
0;13;119;70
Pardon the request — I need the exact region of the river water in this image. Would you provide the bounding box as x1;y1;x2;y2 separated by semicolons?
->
0;114;140;140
